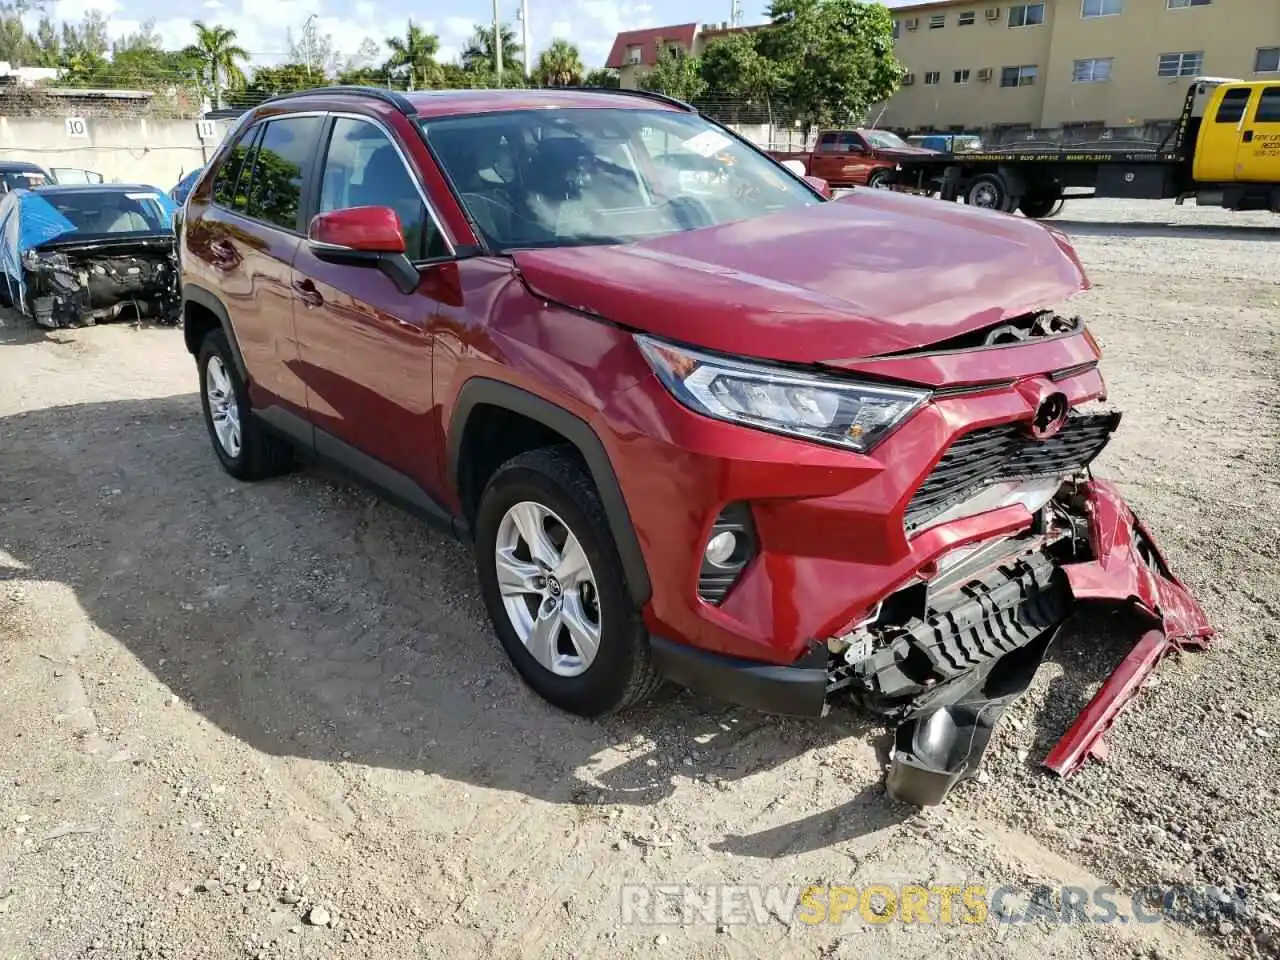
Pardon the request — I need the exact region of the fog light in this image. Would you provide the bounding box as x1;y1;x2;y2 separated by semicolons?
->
705;530;738;567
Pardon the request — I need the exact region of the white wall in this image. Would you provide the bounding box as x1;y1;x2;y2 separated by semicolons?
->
0;117;232;191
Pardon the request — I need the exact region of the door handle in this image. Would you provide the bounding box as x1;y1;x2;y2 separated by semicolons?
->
1242;129;1254;143
292;278;324;308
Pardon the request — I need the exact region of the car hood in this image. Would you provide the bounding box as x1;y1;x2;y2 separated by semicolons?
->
512;190;1089;364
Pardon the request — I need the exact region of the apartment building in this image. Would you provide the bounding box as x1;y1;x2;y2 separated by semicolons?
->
884;0;1280;130
607;1;1280;132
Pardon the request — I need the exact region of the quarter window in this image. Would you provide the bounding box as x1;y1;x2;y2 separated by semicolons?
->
1081;0;1122;17
245;116;323;231
1008;3;1044;27
1257;48;1280;73
212;123;263;212
1157;51;1203;77
1072;57;1114;82
1257;87;1280;123
1000;65;1039;87
1214;88;1251;123
318;117;446;260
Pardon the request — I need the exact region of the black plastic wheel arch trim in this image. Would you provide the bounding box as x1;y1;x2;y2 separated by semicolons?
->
446;377;653;607
182;284;249;382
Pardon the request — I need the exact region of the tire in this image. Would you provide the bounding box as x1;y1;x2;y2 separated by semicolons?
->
1018;194;1063;219
964;173;1011;211
474;445;662;717
197;328;293;481
866;168;894;189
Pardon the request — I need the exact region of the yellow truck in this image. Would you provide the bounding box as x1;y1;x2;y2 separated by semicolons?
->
888;78;1280;218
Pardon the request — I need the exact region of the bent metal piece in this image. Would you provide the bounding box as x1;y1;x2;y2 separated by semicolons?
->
1044;479;1214;776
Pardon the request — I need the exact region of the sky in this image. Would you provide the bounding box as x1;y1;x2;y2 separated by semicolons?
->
34;0;763;72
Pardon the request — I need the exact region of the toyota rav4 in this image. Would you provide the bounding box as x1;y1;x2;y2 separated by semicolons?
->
178;86;1212;805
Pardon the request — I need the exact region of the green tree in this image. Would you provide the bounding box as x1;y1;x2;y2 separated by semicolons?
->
34;16;59;66
234;62;325;106
761;0;903;135
383;20;443;89
699;31;779;122
582;67;619;88
533;38;583;87
637;42;706;102
460;22;521;78
184;21;249;107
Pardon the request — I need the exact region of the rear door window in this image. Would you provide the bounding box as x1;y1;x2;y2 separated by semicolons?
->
244;115;324;232
213;123;263;211
1214;87;1252;124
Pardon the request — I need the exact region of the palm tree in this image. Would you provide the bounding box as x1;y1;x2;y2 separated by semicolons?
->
534;39;584;87
383;20;442;90
185;22;248;108
460;23;521;76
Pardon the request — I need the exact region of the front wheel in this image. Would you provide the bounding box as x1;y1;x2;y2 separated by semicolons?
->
474;446;662;717
964;173;1012;212
866;168;895;189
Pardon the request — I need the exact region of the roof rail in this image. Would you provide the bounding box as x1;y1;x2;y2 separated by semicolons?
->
567;86;697;113
262;85;417;117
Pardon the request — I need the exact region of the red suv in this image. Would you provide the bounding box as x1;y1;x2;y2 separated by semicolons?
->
179;86;1211;805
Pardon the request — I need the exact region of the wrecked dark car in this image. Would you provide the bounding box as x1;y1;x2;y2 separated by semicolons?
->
0;184;179;329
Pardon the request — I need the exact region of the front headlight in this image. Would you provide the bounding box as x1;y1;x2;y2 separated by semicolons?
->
636;335;930;453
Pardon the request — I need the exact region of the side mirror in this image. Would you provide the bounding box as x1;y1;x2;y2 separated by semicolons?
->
804;175;832;199
781;159;807;178
307;206;419;295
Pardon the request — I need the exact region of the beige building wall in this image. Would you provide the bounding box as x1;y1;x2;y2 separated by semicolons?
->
882;1;1054;129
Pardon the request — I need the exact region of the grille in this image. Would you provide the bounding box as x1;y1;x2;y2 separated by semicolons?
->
904;411;1120;531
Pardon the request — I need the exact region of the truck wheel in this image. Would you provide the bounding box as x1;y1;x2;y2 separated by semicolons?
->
965;174;1011;211
867;168;894;189
474;446;663;717
1019;195;1064;219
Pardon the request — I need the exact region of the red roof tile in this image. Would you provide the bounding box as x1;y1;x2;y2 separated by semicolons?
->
605;23;700;70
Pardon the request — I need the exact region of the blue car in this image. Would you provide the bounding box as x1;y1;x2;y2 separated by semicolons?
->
170;167;204;205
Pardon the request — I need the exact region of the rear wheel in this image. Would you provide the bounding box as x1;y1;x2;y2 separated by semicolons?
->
197;329;293;481
866;168;895;189
474;446;662;717
965;173;1012;212
1019;194;1064;219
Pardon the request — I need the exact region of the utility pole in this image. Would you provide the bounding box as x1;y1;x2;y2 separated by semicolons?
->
519;0;530;79
492;0;503;87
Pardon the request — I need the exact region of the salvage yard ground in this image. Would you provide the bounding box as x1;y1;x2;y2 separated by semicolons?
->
1;198;1277;960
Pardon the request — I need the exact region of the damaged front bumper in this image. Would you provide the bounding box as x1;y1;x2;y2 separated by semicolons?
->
17;239;180;329
651;476;1213;806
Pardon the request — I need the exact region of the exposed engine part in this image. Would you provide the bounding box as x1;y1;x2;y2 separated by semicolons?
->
22;243;179;329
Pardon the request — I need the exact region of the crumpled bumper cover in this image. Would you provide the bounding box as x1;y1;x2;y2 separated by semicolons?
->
886;478;1213;805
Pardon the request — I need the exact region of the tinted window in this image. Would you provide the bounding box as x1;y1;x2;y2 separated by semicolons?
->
213;123;262;211
318;117;446;260
246;116;323;231
1257;88;1280;123
1215;88;1252;124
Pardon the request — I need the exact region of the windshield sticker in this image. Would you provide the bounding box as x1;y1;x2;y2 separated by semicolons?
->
682;130;733;158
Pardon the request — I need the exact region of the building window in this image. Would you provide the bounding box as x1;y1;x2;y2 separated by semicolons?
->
626;44;642;65
1081;0;1122;16
1072;57;1114;82
929;13;945;27
954;69;971;84
1157;51;1203;77
958;10;976;24
1008;3;1044;26
924;71;941;84
1257;87;1280;122
1000;64;1038;86
892;20;900;38
1257;48;1280;73
1167;0;1210;7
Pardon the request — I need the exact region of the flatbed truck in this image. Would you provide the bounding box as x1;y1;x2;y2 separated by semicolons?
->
887;78;1280;219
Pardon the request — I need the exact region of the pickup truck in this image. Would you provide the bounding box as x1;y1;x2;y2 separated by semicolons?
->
770;129;939;188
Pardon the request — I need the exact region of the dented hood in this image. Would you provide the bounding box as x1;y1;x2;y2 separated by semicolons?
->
513;190;1089;363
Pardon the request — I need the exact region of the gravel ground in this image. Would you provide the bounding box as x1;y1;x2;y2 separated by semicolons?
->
0;198;1276;960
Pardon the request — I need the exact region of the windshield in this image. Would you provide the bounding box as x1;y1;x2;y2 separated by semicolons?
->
862;130;909;150
419;108;819;250
43;189;172;239
1;170;47;192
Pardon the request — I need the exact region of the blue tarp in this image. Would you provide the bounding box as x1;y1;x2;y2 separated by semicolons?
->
0;187;176;311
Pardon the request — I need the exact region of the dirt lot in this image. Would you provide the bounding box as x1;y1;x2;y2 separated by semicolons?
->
1;198;1277;960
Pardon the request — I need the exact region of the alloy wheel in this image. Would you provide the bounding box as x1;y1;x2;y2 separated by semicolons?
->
494;500;602;678
205;355;242;458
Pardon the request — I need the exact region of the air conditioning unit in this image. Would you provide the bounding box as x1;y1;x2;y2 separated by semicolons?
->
902;72;916;85
904;17;919;29
984;7;1001;19
976;67;993;81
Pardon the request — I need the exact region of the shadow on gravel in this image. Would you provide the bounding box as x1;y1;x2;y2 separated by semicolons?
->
1;394;913;845
1049;219;1280;242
